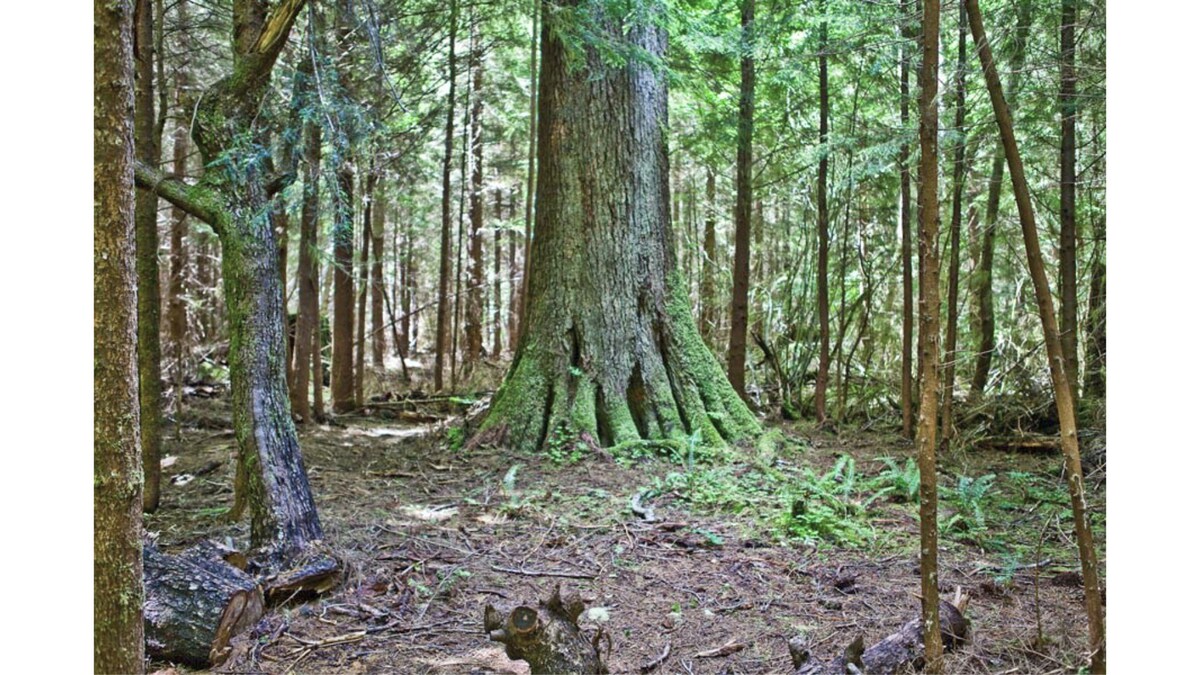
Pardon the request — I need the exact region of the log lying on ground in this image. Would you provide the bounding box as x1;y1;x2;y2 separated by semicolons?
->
484;585;608;674
143;541;265;668
789;595;969;674
261;544;342;603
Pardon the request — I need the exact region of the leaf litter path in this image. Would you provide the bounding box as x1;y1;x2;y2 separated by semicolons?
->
148;402;1102;674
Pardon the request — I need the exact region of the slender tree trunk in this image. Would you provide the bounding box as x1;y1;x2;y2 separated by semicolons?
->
966;3;1105;669
508;187;520;353
1059;0;1079;396
1084;217;1105;398
970;0;1032;400
371;181;387;367
940;0;968;449
465;20;485;368
915;0;943;670
95;0;145;668
355;168;375;407
493;187;504;357
274;196;291;387
291;118;320;423
700;167;718;347
434;0;459;391
333;157;356;412
400;215;413;358
899;0;914;438
727;0;755;401
814;0;831;425
168;71;190;435
517;0;539;344
475;0;759;454
134;0;163;514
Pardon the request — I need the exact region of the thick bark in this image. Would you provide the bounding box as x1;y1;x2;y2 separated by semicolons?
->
465;21;485;368
135;0;163;514
940;0;968;449
143;541;264;668
700;167;718;348
1059;0;1079;396
899;0;914;439
966;2;1105;669
474;0;759;455
95;1;145;670
814;0;831;425
915;0;943;669
727;0;755;400
970;0;1032;400
434;0;459;391
484;586;607;675
333;159;356;412
291;118;321;422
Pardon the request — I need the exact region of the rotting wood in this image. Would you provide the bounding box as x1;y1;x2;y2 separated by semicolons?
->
484;585;608;674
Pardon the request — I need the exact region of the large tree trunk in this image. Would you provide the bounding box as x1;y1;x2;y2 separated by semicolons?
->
727;0;755;401
473;0;759;454
814;0;831;425
95;0;145;669
914;0;943;669
966;1;1105;668
135;0;163;514
969;0;1032;400
940;0;968;449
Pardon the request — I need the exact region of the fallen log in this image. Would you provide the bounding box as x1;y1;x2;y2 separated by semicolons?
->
261;545;342;603
143;541;264;668
788;594;969;674
484;585;608;674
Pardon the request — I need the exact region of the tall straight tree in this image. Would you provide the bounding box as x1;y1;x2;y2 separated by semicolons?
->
371;180;387;367
814;0;831;425
898;0;914;438
727;0;755;400
434;0;460;391
517;0;539;345
291;27;322;423
966;1;1105;668
474;0;759;453
970;0;1032;400
355;167;376;407
914;0;943;670
700;166;718;347
465;19;486;368
134;0;324;561
134;0;164;513
1059;0;1079;395
167;0;192;432
940;0;968;448
493;187;504;356
95;0;145;669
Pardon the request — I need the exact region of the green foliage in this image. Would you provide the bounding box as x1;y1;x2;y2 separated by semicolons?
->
446;426;466;452
777;455;872;545
868;457;920;504
942;473;997;536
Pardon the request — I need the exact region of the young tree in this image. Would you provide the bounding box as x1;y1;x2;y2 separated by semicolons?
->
167;0;192;433
434;0;460;391
814;0;831;425
474;0;760;453
914;0;943;669
134;0;164;513
134;0;324;561
940;0;968;448
700;166;718;347
898;0;914;439
95;0;145;669
371;180;387;367
966;1;1105;668
465;20;486;368
727;0;755;400
291;65;322;423
1059;0;1080;395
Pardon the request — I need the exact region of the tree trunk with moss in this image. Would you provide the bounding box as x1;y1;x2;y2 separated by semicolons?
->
95;0;145;670
473;0;759;455
135;0;323;564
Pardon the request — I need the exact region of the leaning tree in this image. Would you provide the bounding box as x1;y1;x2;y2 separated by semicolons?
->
134;0;323;564
473;0;759;453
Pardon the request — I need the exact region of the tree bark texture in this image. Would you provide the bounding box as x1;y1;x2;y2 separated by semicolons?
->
291;116;321;423
95;0;146;669
1059;0;1079;396
473;0;759;455
940;0;968;449
814;0;831;425
435;0;459;391
333;159;356;412
466;21;486;368
727;0;755;401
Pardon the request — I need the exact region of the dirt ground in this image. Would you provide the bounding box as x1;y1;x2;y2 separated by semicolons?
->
147;388;1105;675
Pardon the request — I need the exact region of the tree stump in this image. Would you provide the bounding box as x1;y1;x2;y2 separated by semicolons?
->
484;585;608;674
143;541;264;667
789;595;969;674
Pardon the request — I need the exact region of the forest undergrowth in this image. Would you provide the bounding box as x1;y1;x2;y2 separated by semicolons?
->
145;381;1105;675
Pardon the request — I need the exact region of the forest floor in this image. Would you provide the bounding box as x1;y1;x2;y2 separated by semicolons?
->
147;381;1105;675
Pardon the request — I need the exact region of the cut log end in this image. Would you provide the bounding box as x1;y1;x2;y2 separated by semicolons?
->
484;584;607;674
